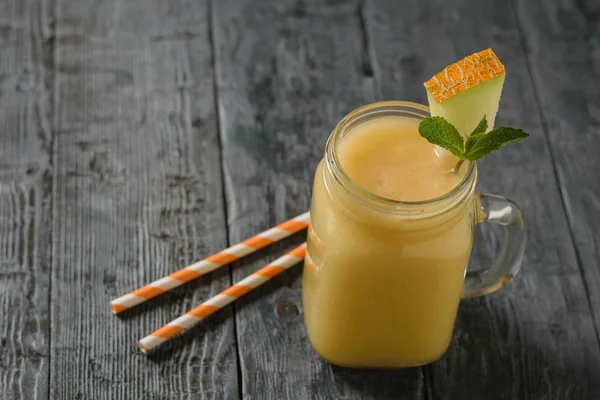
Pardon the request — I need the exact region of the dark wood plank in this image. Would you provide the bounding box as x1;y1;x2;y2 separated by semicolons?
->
0;0;53;398
364;0;600;398
212;0;426;398
513;0;600;345
50;0;238;398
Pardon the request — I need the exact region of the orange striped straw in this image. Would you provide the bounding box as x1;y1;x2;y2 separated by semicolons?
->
138;244;307;353
110;213;310;314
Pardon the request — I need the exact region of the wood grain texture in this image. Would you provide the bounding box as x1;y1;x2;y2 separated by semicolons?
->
50;0;238;398
513;0;600;345
1;0;598;398
0;0;53;398
211;0;425;398
364;0;600;398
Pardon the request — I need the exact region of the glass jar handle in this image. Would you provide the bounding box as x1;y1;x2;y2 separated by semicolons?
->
463;193;527;297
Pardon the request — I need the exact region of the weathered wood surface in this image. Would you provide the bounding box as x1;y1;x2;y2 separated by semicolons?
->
50;0;237;398
513;0;600;346
364;0;600;398
0;0;52;398
1;0;600;398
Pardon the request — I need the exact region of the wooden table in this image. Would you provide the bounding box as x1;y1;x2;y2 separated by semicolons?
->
1;0;599;398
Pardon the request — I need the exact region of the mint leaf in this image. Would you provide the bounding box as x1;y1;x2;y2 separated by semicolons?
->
465;116;488;153
418;116;530;173
470;116;488;136
463;127;530;160
418;117;465;159
465;134;482;153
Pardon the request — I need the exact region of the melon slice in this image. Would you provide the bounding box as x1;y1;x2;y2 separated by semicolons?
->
424;48;506;136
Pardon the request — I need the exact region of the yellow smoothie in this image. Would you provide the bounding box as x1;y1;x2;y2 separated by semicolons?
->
339;117;464;201
303;113;476;367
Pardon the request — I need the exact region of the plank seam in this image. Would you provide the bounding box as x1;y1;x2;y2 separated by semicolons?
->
206;0;243;398
357;0;374;77
46;0;57;397
423;364;435;400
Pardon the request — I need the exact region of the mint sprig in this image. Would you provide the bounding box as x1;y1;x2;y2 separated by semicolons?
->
418;116;530;172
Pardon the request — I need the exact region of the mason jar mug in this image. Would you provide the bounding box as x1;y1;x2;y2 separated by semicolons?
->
302;101;526;368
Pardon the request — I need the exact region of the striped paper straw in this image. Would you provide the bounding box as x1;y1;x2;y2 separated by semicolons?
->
110;213;310;314
138;244;307;353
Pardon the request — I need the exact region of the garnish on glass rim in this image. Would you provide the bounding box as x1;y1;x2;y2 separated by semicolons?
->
422;47;523;168
418;115;530;173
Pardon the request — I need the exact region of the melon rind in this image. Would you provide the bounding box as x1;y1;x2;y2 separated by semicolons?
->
427;74;505;135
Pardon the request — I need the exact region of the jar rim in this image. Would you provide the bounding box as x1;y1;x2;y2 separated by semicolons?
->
324;101;477;216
